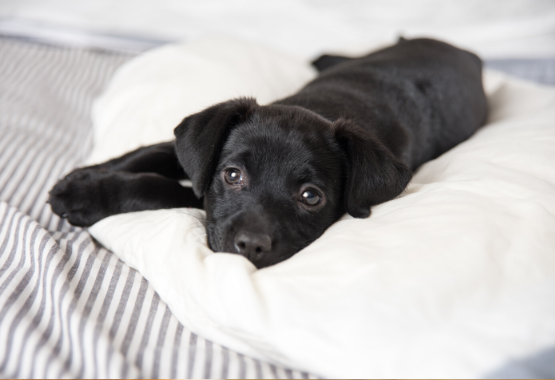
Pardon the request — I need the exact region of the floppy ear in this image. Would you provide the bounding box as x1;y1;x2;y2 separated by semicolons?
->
174;98;258;197
333;119;412;218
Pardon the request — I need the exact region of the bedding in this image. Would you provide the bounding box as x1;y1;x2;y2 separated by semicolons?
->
0;37;313;379
2;0;555;59
86;39;555;378
86;36;317;166
2;1;555;377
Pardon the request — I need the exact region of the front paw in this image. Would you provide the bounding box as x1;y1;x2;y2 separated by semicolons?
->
48;169;110;227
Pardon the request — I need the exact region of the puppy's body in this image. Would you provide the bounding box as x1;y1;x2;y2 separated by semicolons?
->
49;38;487;268
281;38;487;170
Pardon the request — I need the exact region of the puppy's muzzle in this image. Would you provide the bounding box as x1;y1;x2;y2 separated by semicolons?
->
234;230;272;262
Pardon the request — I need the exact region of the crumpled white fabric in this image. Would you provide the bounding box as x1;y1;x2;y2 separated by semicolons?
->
88;39;555;378
86;36;318;165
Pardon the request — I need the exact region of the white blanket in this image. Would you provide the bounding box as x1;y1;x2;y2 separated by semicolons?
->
88;38;555;378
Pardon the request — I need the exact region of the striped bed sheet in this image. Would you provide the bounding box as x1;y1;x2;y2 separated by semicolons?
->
0;37;315;379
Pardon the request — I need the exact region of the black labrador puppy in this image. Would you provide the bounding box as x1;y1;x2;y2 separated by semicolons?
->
49;38;487;269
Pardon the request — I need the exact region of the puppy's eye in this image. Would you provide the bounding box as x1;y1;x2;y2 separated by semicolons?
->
301;189;321;206
224;168;242;185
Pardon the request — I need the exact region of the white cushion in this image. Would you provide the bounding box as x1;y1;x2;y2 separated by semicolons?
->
88;38;555;378
87;36;317;165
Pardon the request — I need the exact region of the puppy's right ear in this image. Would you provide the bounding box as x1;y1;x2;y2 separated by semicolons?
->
174;98;258;197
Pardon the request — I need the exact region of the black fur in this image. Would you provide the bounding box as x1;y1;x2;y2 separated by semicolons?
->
49;38;487;268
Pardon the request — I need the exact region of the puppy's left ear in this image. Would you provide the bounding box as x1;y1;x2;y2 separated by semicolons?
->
174;98;258;197
333;119;412;218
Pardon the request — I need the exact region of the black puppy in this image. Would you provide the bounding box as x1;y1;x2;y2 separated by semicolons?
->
49;38;487;268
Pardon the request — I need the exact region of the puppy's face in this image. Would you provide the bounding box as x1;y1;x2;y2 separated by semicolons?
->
175;98;412;269
204;110;345;268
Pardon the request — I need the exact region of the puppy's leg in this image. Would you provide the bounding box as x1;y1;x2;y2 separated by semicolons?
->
49;141;202;226
49;170;202;226
85;141;186;179
311;55;354;72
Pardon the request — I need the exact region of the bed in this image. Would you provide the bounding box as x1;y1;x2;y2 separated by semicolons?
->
1;1;555;378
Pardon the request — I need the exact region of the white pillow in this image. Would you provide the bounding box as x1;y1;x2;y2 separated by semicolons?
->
87;36;317;165
88;39;555;378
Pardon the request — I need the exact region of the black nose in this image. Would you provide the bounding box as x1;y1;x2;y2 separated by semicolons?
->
234;231;272;261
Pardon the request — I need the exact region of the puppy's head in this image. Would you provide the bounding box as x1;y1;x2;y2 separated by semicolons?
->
175;98;411;268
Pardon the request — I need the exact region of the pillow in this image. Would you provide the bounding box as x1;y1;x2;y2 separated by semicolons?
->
88;38;555;378
87;35;317;165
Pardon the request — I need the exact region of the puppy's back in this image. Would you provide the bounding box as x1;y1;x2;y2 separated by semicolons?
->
280;38;487;169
